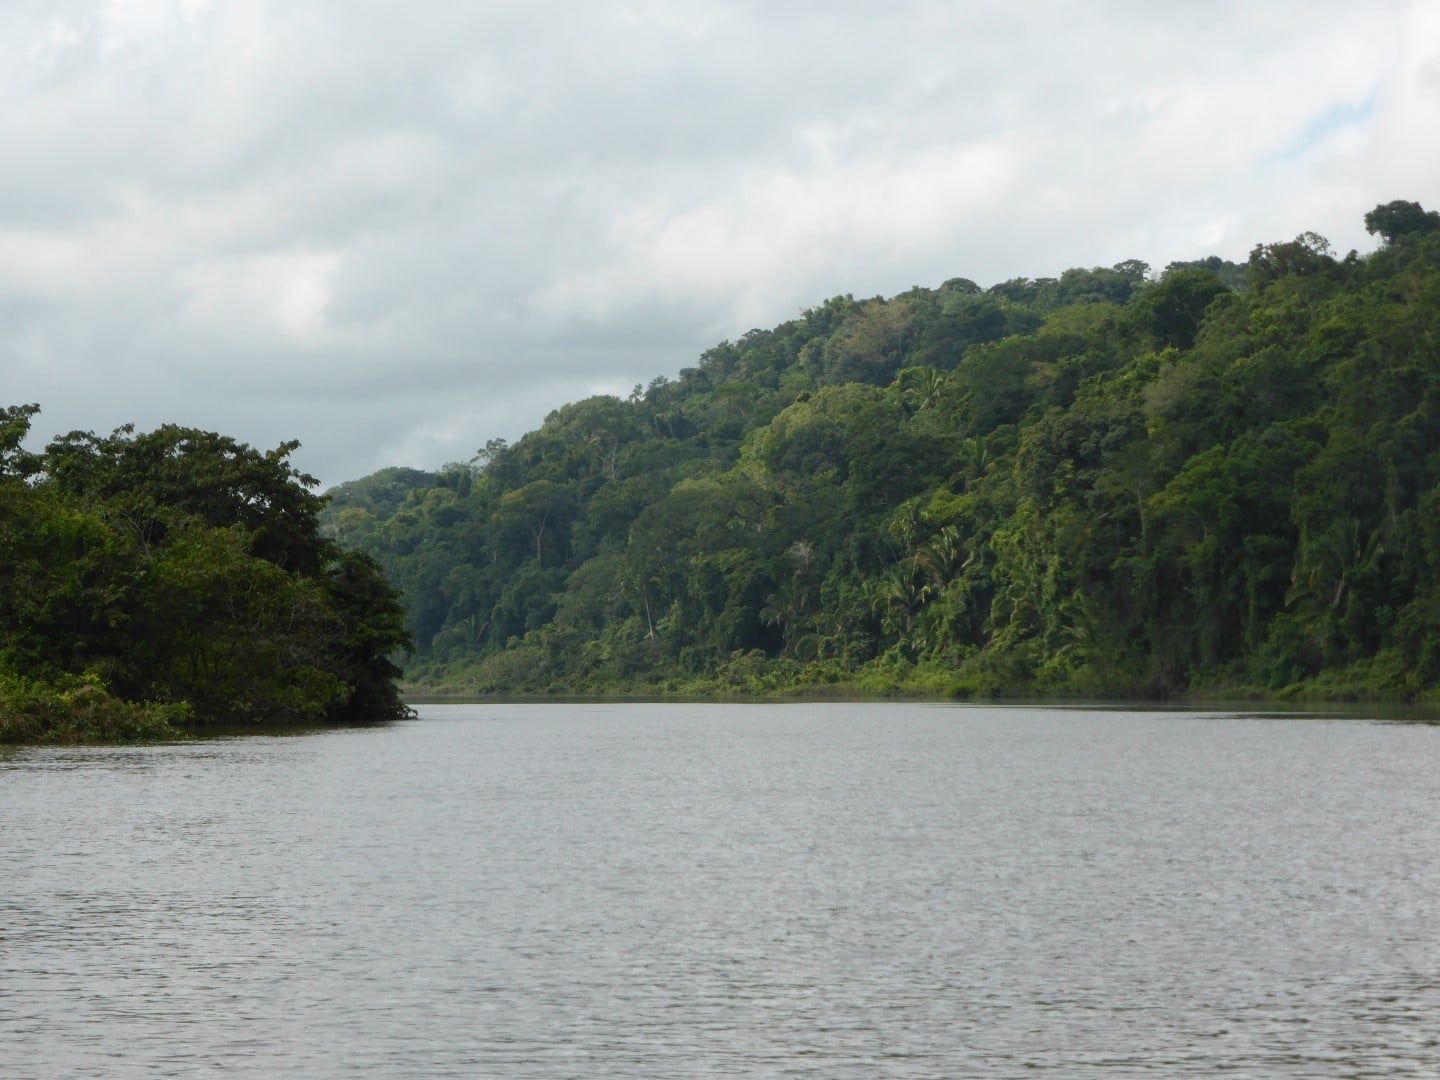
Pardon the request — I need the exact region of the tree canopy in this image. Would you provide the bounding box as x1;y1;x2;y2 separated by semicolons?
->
322;203;1440;703
1;419;412;743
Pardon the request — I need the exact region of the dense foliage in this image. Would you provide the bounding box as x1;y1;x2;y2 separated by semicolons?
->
326;201;1440;701
0;418;412;742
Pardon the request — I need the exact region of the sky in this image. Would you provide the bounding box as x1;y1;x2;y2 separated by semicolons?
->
3;0;1438;488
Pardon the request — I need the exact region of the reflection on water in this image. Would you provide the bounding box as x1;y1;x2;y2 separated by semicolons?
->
3;704;1439;1077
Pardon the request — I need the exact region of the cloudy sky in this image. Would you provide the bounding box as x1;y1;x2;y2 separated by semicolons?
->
3;1;1437;487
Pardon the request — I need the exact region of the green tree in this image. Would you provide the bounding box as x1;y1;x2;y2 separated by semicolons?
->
2;410;413;738
492;480;576;567
1364;200;1440;244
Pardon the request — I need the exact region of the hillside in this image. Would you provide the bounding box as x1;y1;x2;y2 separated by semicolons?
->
323;200;1440;700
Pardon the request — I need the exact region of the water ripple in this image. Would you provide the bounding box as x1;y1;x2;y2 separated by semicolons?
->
3;704;1438;1076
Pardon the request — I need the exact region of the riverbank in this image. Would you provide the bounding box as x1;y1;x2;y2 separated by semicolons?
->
10;652;1435;747
0;671;415;746
399;649;1440;711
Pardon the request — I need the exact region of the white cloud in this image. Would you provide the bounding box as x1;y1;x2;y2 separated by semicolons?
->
181;249;339;342
0;0;1433;485
531;139;1019;332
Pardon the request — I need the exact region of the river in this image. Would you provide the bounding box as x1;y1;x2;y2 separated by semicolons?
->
3;702;1438;1076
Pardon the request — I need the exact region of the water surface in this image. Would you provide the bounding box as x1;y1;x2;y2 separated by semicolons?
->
3;703;1438;1076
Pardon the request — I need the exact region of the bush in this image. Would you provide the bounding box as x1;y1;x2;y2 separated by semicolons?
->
0;671;192;745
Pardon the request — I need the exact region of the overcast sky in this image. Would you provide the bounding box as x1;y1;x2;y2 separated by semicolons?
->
3;1;1437;487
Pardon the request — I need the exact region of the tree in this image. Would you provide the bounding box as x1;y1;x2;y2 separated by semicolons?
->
0;404;42;478
1130;269;1231;350
44;424;330;574
492;480;576;567
814;300;914;386
2;411;414;738
321;549;415;721
1247;232;1341;295
1364;200;1440;245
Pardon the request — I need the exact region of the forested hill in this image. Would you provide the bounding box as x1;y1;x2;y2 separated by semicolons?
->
324;200;1440;700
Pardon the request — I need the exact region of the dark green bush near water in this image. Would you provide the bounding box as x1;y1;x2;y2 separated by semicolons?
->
0;415;412;743
322;202;1440;703
0;670;191;745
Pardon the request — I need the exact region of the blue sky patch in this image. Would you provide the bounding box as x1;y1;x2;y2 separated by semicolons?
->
1262;90;1380;166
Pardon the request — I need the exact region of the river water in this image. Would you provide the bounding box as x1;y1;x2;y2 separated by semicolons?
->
3;702;1438;1077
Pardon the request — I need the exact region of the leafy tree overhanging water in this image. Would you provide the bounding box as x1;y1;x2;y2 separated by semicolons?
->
1;419;413;742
